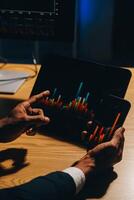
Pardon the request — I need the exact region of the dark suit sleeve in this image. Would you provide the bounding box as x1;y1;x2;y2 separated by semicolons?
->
3;171;76;200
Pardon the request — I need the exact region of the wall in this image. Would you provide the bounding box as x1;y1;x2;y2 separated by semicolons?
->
77;0;114;63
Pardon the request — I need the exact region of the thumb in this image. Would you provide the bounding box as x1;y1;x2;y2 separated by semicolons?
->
89;141;113;157
111;127;125;147
27;115;50;124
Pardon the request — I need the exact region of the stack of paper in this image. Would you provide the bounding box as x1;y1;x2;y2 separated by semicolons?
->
0;70;30;94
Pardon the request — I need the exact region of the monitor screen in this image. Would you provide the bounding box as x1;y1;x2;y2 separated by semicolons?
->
0;0;76;41
1;0;54;12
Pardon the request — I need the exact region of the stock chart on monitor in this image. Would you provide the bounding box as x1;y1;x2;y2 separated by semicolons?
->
0;0;75;40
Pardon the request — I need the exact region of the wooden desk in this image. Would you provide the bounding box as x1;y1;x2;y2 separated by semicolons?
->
0;63;41;100
0;66;134;200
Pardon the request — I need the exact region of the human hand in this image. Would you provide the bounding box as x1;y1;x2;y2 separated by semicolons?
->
0;90;50;142
74;127;125;177
8;90;50;128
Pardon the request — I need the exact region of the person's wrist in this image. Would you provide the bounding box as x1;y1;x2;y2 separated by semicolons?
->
0;117;12;128
74;154;95;178
0;116;24;142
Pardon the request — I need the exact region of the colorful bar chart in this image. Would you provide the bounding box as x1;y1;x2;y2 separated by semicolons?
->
39;81;122;147
40;81;91;116
87;112;121;145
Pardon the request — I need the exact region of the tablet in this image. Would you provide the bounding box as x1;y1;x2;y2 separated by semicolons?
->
32;55;132;99
31;55;131;146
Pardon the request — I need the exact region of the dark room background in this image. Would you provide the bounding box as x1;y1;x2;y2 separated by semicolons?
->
0;0;134;66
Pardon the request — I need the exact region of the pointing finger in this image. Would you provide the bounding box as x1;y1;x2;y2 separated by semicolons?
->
28;90;50;105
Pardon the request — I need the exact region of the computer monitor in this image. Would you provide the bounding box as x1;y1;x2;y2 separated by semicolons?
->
0;0;76;41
